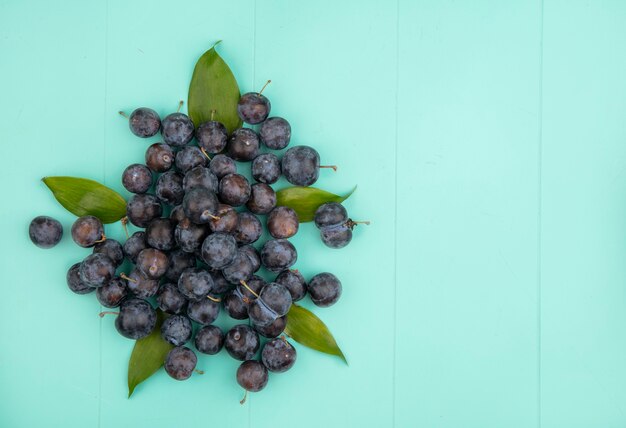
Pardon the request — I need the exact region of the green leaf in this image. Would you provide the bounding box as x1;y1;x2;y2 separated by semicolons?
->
42;176;127;224
127;311;173;398
285;304;347;364
275;186;356;223
188;41;242;134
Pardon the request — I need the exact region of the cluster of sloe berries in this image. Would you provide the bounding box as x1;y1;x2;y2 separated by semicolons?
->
28;82;358;400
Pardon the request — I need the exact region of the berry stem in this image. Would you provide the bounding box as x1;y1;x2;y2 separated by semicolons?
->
258;80;271;96
240;390;248;405
94;234;107;244
320;165;338;172
200;147;212;160
346;219;371;229
120;273;137;283
194;368;205;375
99;311;119;318
207;295;221;303
239;280;260;298
120;216;129;239
209;214;220;221
118;111;129;119
210;109;216;121
177;100;184;112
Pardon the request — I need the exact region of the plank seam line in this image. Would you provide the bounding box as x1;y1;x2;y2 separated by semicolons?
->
537;0;544;427
392;0;400;426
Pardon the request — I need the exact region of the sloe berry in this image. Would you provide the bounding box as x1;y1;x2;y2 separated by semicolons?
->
210;270;232;294
79;253;115;288
66;263;94;295
238;92;271;125
126;194;162;228
196;121;228;154
145;218;176;251
246;183;276;214
262;338;296;373
175;146;208;173
260;239;297;272
96;276;128;308
227;128;259;162
275;269;307;301
145;143;174;172
115;298;156;340
219;173;251;206
186;298;220;325
178;267;214;301
201;232;237;269
164;346;197;380
281;145;320;186
251;153;281;184
126;268;160;299
157;283;188;315
123;231;147;263
254;315;287;338
122;164;152;194
225;325;260;361
234;212;262;245
208;204;239;234
209;154;237;179
182;187;219;224
161;315;192;346
71;215;104;248
240;245;261;273
128;108;161;138
161;112;194;147
236;360;268;392
222;249;254;285
93;239;124;267
183;166;218;193
29;216;63;249
194;325;224;355
155;171;184;206
169;205;187;225
308;272;342;307
267;206;299;239
259;117;291;150
136;248;169;279
175;218;209;253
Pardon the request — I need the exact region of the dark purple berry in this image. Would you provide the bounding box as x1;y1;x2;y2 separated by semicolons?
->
194;325;224;355
201;232;237;269
79;253;115;288
115;298;156;340
66;263;94;295
246;183;276;214
262;338;296;373
209;154;237;179
155;171;184;206
161;315;192;346
260;239;297;272
175;218;209;253
238;92;271;125
136;248;169;279
258;282;292;317
161;113;194;147
157;283;188;314
29;215;63;248
225;325;259;361
281;145;320;186
96;276;128;308
234;213;262;245
128;108;160;138
248;298;278;327
123;231;147;263
251;153;281;184
71;215;103;248
183;166;218;193
320;225;352;248
169;204;187;225
254;315;287;338
165;249;196;282
240;245;261;273
236;360;268;392
122;164;152;194
227;128;259;161
223;289;249;320
314;202;347;228
126;268;160;299
210;270;232;294
175;146;208;173
93;239;124;267
178;267;214;301
186;298;220;325
308;272;342;307
145;218;176;251
267;207;299;239
126;194;162;228
275;269;307;302
182;187;219;224
196;121;227;154
259;117;291;150
164;346;197;380
208;204;239;233
218;173;250;206
222;249;254;285
145;143;174;172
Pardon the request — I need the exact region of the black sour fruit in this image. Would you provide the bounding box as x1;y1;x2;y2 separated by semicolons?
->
267;206;299;239
96;276;128;308
218;173;251;206
260;239;297;272
161;315;192;346
122;163;152;194
246;183;276;215
145;218;176;251
126;194;162;228
240;245;261;273
234;212;262;245
196;120;228;154
123;231;147;263
227;128;260;162
182;187;219;224
282;145;335;187
175;218;209;254
186;298;220;325
136;248;169;279
237;84;271;125
314;201;347;228
161;112;194;147
157;283;188;315
165;249;196;282
314;202;369;249
201;232;237;269
126;268;160;299
258;282;292;317
178;267;214;301
115;298;156;340
155;171;184;206
237;360;268;392
183;166;218;193
66;263;94;295
275;269;307;302
145;143;174;172
209;154;237;179
262;338;296;373
208;204;239;234
225;325;260;361
29;215;63;249
222;249;255;285
194;325;224;355
210;270;233;294
164;346;197;381
169;205;187;225
79;253;115;288
254;315;287;338
128;107;160;138
71;215;104;248
259;117;291;150
175;146;208;173
251;153;281;184
93;239;124;267
308;272;342;307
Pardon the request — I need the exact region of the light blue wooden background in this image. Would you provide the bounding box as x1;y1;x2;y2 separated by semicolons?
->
1;0;625;427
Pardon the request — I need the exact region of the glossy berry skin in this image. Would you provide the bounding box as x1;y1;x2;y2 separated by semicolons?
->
251;153;281;184
210;270;232;294
222;249;255;285
219;173;251;206
186;298;220;325
259;117;291;150
122;164;152;194
157;283;188;314
161;315;192;346
259;282;292;317
209;154;237;179
196;121;228;154
165;249;196;282
169;205;187;225
161;113;194;147
93;239;124;267
183;166;218;193
66;263;94;295
240;245;261;273
79;253;115;288
262;338;296;373
126;268;160;299
178;267;214;301
145;218;176;251
155;171;184;206
308;272;342;307
246;184;276;215
227;128;260;162
201;232;237;269
128;108;160;138
145;143;174;172
175;146;208;173
267;207;299;239
314;202;347;228
123;231;147;263
164;346;197;380
236;360;268;392
136;248;169;279
175;218;209;253
126;194;162;228
254;315;287;338
194;325;224;355
234;212;262;245
29;216;63;248
96;276;128;308
115;298;157;340
223;290;249;319
225;325;260;361
281;145;320;186
320;225;352;249
275;269;307;301
71;215;103;248
261;239;297;272
238;92;271;124
248;299;278;327
208;204;239;234
182;187;219;224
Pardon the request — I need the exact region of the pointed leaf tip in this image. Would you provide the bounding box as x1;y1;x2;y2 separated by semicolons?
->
276;186;357;222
